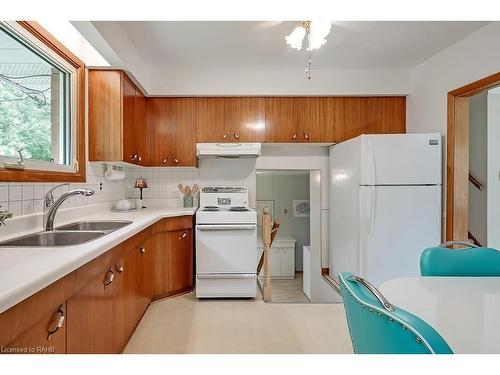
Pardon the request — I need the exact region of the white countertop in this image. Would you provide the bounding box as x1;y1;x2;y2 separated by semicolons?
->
380;277;500;354
0;206;197;314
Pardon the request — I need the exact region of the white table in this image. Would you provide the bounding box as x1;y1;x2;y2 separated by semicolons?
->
380;277;500;354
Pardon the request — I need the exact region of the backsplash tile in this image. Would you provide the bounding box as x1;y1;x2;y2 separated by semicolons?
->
0;163;127;219
126;167;200;201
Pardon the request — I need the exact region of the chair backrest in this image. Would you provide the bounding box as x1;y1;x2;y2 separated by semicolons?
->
420;247;500;276
339;272;453;354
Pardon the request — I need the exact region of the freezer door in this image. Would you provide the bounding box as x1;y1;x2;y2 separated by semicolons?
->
360;134;442;185
359;185;441;287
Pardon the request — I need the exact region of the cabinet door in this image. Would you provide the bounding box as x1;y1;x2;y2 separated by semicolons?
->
171;98;197;166
280;248;295;278
147;98;175;166
152;232;170;298
114;250;142;353
136;238;153;315
5;303;67;354
336;97;363;142
168;229;194;293
299;97;337;143
265;97;300;142
122;73;138;164
88;70;122;161
134;87;148;165
67;268;116;354
195;97;226;142
269;248;281;277
224;97;266;142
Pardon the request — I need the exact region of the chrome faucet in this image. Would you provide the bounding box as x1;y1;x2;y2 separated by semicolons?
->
43;183;95;231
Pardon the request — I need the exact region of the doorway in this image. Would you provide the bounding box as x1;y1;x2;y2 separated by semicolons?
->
446;72;500;242
256;170;311;303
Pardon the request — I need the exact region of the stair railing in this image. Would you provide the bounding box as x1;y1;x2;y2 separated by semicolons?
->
258;207;280;302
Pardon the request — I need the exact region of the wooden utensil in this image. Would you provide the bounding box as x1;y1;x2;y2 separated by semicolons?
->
178;184;185;195
184;185;192;197
191;184;199;196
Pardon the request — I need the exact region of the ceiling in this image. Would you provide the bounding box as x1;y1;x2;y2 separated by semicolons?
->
96;21;487;71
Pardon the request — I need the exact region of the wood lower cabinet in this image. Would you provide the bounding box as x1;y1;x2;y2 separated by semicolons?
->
152;217;194;298
0;216;195;354
67;267;116;354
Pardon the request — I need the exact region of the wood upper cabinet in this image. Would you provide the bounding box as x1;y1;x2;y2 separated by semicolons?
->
224;97;266;142
147;98;197;167
196;97;265;143
195;97;225;143
88;69;147;165
265;97;337;143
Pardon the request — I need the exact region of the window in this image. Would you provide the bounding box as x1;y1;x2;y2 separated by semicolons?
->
0;21;85;182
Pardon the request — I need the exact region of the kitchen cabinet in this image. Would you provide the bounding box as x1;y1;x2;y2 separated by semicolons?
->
3;303;67;354
147;98;197;167
67;266;116;354
88;69;147;165
195;97;226;143
257;236;296;279
168;228;194;294
265;97;336;143
152;216;194;298
223;97;266;142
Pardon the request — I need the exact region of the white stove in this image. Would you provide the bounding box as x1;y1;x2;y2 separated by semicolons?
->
195;186;257;298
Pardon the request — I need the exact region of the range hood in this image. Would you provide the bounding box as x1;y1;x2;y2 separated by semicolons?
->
196;143;261;158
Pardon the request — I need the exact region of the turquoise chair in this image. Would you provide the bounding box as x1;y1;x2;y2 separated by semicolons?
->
420;241;500;277
339;272;453;354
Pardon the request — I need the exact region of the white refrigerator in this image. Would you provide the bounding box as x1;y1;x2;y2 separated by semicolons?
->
329;133;442;287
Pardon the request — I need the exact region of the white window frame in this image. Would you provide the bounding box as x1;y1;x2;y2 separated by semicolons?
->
0;21;77;173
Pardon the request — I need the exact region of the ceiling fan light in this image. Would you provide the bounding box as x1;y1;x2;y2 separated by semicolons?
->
285;25;306;50
308;21;331;50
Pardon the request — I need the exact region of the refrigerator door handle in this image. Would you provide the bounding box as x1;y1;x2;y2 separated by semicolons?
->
367;138;376;186
369;185;376;233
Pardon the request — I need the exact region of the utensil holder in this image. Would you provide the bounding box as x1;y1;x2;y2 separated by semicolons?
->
183;196;194;208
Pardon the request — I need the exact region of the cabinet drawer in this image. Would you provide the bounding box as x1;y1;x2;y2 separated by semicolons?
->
155;216;193;232
196;274;256;298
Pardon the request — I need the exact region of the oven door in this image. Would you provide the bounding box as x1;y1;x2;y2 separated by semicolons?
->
196;224;257;274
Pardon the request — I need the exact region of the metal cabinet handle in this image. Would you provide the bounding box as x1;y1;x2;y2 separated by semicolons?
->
179;231;188;240
115;264;124;273
138;155;142;162
291;133;298;141
303;133;310;141
222;133;228;140
139;246;146;254
103;269;114;287
173;157;180;165
162;157;169;165
47;304;65;341
233;133;240;141
130;153;139;162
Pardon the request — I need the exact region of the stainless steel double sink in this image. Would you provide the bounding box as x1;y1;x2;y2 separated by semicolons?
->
0;221;132;247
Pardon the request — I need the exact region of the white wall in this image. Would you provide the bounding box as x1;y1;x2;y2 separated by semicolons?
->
468;92;488;246
148;67;409;96
407;22;500;230
487;90;500;248
256;171;310;271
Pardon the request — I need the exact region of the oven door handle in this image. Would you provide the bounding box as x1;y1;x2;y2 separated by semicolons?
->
197;274;256;279
196;224;256;231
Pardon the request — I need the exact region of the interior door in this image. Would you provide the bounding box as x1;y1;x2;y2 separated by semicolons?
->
359;185;441;287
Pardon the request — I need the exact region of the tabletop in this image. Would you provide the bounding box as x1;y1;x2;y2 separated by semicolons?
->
379;277;500;354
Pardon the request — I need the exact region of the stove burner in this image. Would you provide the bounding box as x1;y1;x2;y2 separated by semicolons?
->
229;206;250;212
202;206;220;212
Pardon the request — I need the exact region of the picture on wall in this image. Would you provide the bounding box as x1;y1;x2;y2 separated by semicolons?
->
256;200;274;226
293;199;310;217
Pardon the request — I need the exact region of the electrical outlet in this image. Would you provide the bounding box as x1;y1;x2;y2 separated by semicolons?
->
99;182;103;191
284;208;288;214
